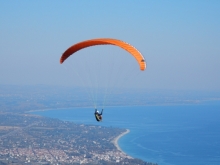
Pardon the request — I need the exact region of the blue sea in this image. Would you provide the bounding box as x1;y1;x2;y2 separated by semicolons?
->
31;101;220;165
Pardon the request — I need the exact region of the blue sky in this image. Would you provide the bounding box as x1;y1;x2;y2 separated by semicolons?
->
1;0;220;91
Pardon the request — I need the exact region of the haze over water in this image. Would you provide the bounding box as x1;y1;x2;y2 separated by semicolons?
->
31;100;220;165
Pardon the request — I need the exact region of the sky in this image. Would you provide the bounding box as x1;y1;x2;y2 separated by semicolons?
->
1;0;220;91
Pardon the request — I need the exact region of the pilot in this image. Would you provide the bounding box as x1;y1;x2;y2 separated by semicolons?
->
94;109;103;122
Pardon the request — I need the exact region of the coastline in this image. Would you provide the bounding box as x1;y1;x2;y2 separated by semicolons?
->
112;129;130;155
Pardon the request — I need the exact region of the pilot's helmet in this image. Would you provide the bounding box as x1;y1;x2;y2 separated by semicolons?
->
97;111;99;113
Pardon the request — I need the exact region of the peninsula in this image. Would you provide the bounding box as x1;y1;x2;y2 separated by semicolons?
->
0;112;157;165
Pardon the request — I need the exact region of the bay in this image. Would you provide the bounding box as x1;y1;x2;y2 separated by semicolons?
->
30;101;220;165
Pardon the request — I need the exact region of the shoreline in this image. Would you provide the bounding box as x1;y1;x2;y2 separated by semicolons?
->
26;101;206;113
112;129;130;155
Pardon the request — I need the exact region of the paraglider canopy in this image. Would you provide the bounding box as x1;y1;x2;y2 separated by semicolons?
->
60;38;146;71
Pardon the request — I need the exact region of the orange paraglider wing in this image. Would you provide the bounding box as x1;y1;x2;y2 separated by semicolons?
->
60;38;146;71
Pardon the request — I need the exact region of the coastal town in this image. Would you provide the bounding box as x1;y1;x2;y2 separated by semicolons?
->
0;84;209;165
0;112;157;165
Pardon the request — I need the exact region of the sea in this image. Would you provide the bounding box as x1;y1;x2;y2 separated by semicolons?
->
30;101;220;165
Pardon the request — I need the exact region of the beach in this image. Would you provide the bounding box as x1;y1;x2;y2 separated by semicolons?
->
112;129;130;154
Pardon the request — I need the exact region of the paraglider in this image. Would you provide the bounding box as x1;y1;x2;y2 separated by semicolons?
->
94;109;103;122
60;38;146;122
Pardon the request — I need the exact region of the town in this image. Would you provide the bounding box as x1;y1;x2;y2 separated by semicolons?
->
0;112;157;165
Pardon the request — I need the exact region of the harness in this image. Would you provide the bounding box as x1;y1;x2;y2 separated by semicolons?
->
95;113;102;121
94;109;103;122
